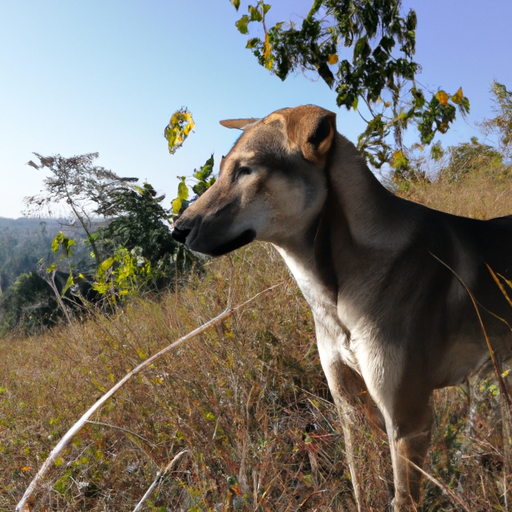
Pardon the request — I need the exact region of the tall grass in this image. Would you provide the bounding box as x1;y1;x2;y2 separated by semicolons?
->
1;174;511;511
402;168;512;219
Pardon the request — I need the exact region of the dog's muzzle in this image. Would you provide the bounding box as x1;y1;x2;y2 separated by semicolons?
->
171;226;189;244
171;225;256;257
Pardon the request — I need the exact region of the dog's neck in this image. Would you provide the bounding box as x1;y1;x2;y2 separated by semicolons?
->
273;134;416;307
327;134;415;249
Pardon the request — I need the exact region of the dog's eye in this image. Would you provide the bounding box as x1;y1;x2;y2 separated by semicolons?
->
236;166;252;179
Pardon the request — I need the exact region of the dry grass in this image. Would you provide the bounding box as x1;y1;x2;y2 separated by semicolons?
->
1;175;512;511
401;171;512;219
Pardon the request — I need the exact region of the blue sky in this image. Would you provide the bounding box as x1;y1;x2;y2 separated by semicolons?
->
1;0;511;219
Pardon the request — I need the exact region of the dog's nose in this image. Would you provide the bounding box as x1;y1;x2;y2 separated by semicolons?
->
172;226;190;244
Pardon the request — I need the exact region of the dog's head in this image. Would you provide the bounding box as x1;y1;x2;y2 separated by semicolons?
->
172;105;336;256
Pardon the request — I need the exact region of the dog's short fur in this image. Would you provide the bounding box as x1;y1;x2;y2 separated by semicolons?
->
172;105;512;510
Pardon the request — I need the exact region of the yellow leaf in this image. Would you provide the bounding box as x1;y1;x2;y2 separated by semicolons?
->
436;91;448;105
165;108;195;154
264;32;271;62
183;120;195;136
328;54;338;65
451;87;463;104
391;150;409;169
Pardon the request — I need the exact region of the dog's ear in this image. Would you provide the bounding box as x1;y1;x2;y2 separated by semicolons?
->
220;118;260;130
285;106;336;164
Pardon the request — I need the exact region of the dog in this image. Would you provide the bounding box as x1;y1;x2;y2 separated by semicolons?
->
172;105;512;510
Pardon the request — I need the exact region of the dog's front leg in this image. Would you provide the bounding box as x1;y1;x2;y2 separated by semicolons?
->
316;330;378;512
322;363;363;511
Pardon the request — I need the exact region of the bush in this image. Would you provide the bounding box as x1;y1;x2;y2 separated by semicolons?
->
0;272;60;334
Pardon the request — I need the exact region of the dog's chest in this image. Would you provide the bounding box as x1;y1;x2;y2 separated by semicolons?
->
275;246;360;370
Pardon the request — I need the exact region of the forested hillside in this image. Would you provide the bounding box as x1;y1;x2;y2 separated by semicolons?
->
0;217;109;334
0;217;98;293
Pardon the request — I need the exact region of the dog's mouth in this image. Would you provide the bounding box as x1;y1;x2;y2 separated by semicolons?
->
207;229;256;257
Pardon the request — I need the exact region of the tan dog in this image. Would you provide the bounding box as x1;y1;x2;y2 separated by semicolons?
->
172;105;512;510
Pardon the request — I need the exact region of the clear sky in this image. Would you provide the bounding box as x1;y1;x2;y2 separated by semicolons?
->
1;0;511;219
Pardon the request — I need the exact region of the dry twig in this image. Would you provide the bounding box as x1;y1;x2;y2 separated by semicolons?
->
132;450;189;512
15;283;282;512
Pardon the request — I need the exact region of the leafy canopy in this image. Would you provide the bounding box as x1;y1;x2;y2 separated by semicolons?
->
98;182;177;268
231;0;470;169
440;137;504;183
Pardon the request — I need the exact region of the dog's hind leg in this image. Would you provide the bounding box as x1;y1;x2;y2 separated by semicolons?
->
383;394;433;511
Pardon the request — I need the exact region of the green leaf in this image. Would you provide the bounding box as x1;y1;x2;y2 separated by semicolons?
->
411;88;425;109
246;37;260;49
192;182;206;196
177;180;189;201
379;35;395;54
231;0;241;10
235;15;249;34
51;231;74;257
249;5;263;22
172;197;182;215
430;143;444;161
61;272;75;296
51;233;61;253
353;35;369;60
406;10;417;31
98;257;115;273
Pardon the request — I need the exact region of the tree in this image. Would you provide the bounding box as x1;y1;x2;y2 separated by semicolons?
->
0;227;51;293
480;81;512;159
25;153;137;265
231;0;470;172
439;137;503;183
96;182;184;289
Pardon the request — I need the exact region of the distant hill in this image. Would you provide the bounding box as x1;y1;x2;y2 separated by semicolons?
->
0;216;105;235
0;217;107;294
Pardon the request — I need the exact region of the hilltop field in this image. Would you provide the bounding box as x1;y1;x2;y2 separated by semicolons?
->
1;170;512;511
